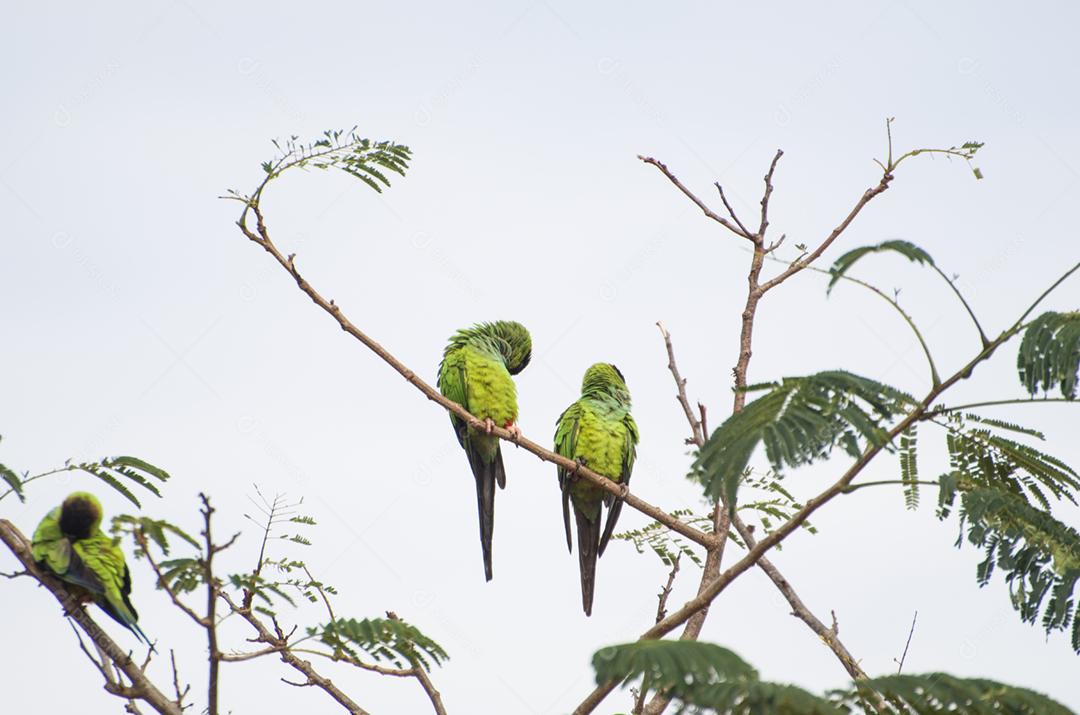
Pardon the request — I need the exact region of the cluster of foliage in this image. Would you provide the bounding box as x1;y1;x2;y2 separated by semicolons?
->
591;640;1071;714
686;236;1080;653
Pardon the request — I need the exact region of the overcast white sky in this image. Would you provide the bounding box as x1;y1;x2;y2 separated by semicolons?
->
3;1;1079;713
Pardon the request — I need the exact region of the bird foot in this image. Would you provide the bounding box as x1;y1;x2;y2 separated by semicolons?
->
505;422;522;442
482;417;496;434
618;483;630;498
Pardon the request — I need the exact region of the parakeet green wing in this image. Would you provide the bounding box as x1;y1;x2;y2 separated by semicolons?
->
73;535;149;645
554;401;584;552
599;412;638;556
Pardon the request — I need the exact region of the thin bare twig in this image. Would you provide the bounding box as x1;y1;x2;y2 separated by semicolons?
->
638;156;754;241
304;564;337;624
758;150;783;236
656;322;704;446
218;645;285;662
895;611;918;674
714;182;751;237
928;265;989;346
655;555;680;624
170;650;191;710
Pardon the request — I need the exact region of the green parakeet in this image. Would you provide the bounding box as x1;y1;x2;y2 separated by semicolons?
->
437;320;532;581
554;363;638;616
31;491;150;645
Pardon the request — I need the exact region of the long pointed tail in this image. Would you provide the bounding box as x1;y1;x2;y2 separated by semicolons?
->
132;622;156;652
98;599;155;651
574;506;601;616
472;450;503;582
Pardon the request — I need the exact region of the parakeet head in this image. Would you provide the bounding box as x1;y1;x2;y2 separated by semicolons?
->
581;362;631;403
490;320;532;375
58;491;103;540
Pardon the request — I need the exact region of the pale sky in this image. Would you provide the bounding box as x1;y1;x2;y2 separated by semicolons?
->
3;1;1079;713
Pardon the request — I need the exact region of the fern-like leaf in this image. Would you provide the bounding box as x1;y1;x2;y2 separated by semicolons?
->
693;371;915;506
1017;311;1080;399
318;616;448;672
613;508;711;568
960;413;1046;439
158;557;203;594
827;240;934;294
252;129;411;200
938;423;1080;514
112;514;199;556
958;487;1080;652
850;673;1073;714
899;425;920;510
593;640;835;714
590;641;1072;713
592;641;757;692
76;456;171;507
0;463;24;502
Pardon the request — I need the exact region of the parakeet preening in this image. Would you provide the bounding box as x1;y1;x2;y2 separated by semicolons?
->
437;321;532;581
554;363;638;616
31;491;151;645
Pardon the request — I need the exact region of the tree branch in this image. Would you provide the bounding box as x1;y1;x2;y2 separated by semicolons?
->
894;610;918;674
656;322;704;446
631;265;1077;701
200;494;222;715
637;147;878;715
757;171;894;294
655;555;680;624
584;141;1008;714
219;591;372;715
170;650;191;710
757;150;783;237
637;156;754;241
135;530;206;627
236;204;716;551
636;323;871;715
412;666;448;715
608;306;1052;682
714;182;751;238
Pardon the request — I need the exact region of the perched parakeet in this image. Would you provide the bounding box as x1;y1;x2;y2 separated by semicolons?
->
554;363;638;616
437;321;532;581
31;491;150;645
